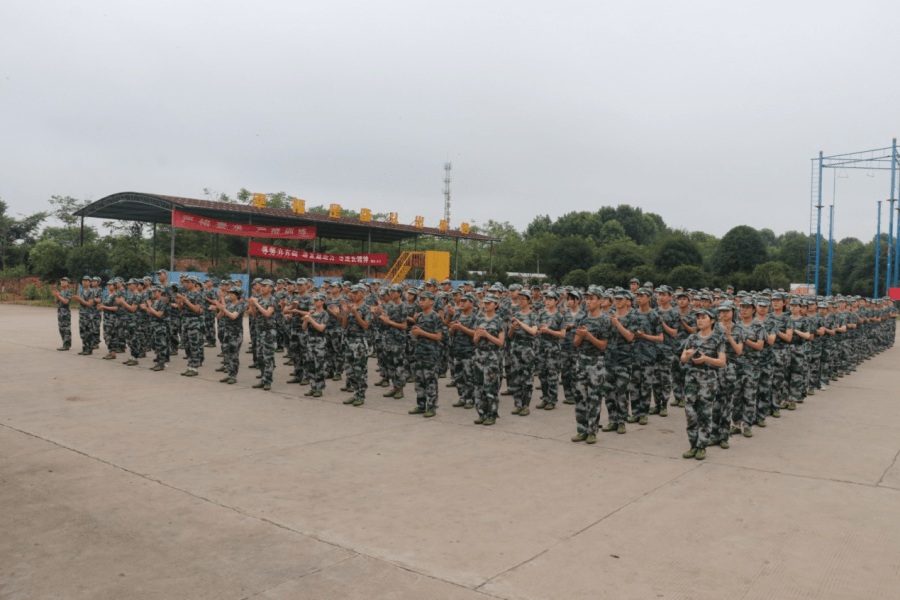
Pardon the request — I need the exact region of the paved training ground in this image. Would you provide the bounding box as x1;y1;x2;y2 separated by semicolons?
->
2;304;899;599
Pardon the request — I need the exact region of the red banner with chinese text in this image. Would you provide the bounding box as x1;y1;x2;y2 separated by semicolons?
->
249;241;387;266
172;209;315;239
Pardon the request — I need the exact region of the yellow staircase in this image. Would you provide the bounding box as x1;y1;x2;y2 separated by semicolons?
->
384;251;425;284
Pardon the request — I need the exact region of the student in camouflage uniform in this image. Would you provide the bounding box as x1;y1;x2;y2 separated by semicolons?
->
652;286;680;416
805;300;826;394
116;279;142;366
72;276;96;354
671;291;697;407
571;286;610;444
176;276;205;376
249;280;278;389
560;290;583;405
447;292;479;409
214;287;244;383
507;293;540;416
144;285;170;371
408;291;443;417
325;284;346;381
371;287;392;386
732;297;764;437
339;284;372;405
603;291;638;434
98;281;119;359
302;293;330;397
51;277;73;350
536;291;565;409
89;277;102;349
377;284;409;399
710;301;744;448
680;308;726;461
626;288;663;425
472;294;505;425
753;297;778;425
202;278;218;347
247;279;261;366
769;294;794;413
787;297;813;408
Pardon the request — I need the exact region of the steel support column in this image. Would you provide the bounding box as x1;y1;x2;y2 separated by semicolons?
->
826;205;834;296
875;201;882;298
815;152;823;293
455;237;459;280
152;223;156;271
79;216;84;247
892;138;898;288
169;213;175;272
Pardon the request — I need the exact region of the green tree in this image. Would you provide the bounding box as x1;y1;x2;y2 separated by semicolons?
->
749;261;793;291
546;236;595;283
29;240;69;281
654;237;703;272
777;232;811;272
524;214;552;239
0;198;47;270
710;226;766;276
562;269;588;288
598;240;647;271
598;219;628;245
586;263;624;287
66;244;111;279
668;265;709;289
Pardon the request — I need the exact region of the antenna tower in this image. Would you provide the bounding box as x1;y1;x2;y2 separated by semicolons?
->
443;161;451;225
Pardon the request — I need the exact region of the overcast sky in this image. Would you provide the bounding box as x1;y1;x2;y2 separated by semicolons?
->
2;0;899;242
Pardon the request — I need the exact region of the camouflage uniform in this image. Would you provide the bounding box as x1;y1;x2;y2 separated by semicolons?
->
326;296;345;377
385;300;409;390
770;311;792;408
788;313;809;404
736;317;765;429
604;310;639;426
307;310;329;392
151;297;170;368
183;289;205;370
507;309;540;410
629;308;663;419
682;329;726;450
711;320;745;444
473;314;504;419
537;309;565;406
559;308;580;403
654;306;682;411
449;309;478;406
255;295;279;385
90;282;103;348
412;310;443;411
56;288;73;348
573;312;611;436
101;289;119;352
756;314;779;419
221;300;244;378
343;301;372;401
672;309;697;403
203;287;218;346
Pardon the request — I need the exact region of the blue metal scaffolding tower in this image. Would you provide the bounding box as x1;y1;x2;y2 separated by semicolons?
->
809;140;900;296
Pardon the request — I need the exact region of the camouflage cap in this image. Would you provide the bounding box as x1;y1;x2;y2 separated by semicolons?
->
756;297;771;307
567;289;582;300
260;279;274;287
695;308;718;320
462;292;477;302
542;290;559;300
675;291;690;299
643;281;654;288
426;278;439;285
586;285;604;297
789;297;802;305
350;284;366;293
629;278;640;284
378;288;390;296
636;287;652;296
91;276;101;282
739;297;756;307
657;285;673;294
81;275;91;280
817;302;829;309
59;277;70;282
483;294;500;304
406;287;419;296
312;293;326;301
419;290;435;300
717;301;737;312
156;269;167;274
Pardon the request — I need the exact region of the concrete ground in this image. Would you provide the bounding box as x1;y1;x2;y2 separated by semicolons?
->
1;304;899;600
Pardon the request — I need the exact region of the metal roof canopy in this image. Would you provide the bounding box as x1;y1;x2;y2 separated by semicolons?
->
73;192;501;244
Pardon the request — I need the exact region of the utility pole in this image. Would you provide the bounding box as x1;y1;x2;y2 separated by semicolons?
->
443;161;451;226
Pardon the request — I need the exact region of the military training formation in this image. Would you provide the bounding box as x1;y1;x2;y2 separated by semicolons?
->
50;272;897;462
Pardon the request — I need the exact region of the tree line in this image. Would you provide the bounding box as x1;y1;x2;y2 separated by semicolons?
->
0;192;892;297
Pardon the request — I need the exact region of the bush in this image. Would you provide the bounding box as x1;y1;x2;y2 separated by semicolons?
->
0;264;29;279
23;284;40;300
29;240;69;281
